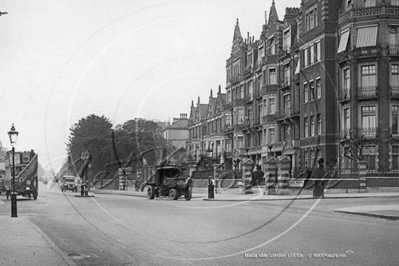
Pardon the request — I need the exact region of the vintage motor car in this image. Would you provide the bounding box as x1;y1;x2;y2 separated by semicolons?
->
144;165;192;201
61;175;77;192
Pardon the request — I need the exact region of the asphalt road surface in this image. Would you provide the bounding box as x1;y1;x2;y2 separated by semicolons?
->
2;184;399;266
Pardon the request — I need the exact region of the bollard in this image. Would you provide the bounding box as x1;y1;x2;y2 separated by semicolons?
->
241;157;254;194
84;182;88;196
208;177;214;199
264;157;277;195
313;180;324;198
277;156;291;194
358;161;367;193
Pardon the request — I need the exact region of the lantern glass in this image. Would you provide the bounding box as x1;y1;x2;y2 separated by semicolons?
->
8;124;18;147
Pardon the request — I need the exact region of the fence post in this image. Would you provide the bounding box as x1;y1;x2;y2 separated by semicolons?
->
241;157;254;194
358;161;367;192
277;156;291;195
264;157;277;195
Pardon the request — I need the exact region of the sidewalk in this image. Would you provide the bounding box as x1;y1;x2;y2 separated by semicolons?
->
0;215;76;266
334;205;399;221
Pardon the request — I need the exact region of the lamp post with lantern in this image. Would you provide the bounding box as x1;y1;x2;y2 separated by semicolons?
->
80;150;90;196
8;124;19;218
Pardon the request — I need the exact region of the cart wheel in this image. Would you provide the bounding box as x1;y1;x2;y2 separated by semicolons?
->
147;186;156;199
169;188;179;200
185;187;192;201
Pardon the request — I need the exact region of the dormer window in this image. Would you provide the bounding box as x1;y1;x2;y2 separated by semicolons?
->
305;6;318;31
247;50;253;68
283;29;291;53
270;38;275;55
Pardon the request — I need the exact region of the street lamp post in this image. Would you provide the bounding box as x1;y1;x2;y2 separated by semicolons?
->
8;124;19;218
81;150;90;196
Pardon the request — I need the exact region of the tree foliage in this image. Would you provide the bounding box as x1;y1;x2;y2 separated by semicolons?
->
66;115;175;179
66;114;113;177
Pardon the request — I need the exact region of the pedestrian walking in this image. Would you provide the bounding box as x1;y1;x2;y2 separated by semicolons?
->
5;179;11;200
74;176;81;193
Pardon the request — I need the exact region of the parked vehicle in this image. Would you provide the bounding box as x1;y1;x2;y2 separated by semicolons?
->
144;165;192;201
5;151;39;199
61;176;77;192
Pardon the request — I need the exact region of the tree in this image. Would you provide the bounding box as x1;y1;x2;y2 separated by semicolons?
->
66;116;175;183
113;119;174;167
66;114;113;177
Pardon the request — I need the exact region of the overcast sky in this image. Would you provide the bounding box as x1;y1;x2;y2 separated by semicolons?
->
0;0;298;172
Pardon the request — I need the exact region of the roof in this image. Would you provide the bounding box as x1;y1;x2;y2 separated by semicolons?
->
165;119;189;130
268;0;279;26
233;18;242;42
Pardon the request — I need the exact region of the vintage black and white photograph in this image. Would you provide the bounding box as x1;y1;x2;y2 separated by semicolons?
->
0;0;399;265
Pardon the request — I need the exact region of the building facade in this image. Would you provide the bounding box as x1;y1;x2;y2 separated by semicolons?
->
162;114;189;148
186;0;399;175
337;0;399;172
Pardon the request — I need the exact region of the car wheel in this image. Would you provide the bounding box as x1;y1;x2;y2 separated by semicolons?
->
169;188;179;200
33;191;38;200
147;186;156;199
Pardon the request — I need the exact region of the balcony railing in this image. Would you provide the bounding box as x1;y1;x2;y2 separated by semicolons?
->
356;86;378;100
260;85;267;95
390;86;399;99
281;81;290;88
338;89;350;102
233;98;245;106
223;124;234;133
262;114;274;124
284;107;291;117
389;44;399;56
273;111;285;120
339;6;399;24
390;127;399;139
352;46;379;58
357;127;378;140
243;67;252;76
229;75;241;83
336;51;349;63
338;129;352;140
222;102;232;110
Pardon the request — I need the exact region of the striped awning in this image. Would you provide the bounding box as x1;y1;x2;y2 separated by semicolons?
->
294;58;300;74
337;30;350;53
356;26;378;48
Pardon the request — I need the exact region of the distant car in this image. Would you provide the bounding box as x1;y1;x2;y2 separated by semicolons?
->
61;176;77;192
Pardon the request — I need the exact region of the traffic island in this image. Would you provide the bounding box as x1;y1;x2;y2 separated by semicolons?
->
74;193;94;198
74;185;95;197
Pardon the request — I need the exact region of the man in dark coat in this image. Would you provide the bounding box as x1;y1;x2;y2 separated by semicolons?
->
251;165;265;186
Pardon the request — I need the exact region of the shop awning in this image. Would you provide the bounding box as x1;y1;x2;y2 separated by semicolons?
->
356;26;378;48
294;58;300;74
337;30;350;53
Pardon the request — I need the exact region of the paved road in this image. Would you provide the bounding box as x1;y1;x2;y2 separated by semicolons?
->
1;184;399;266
